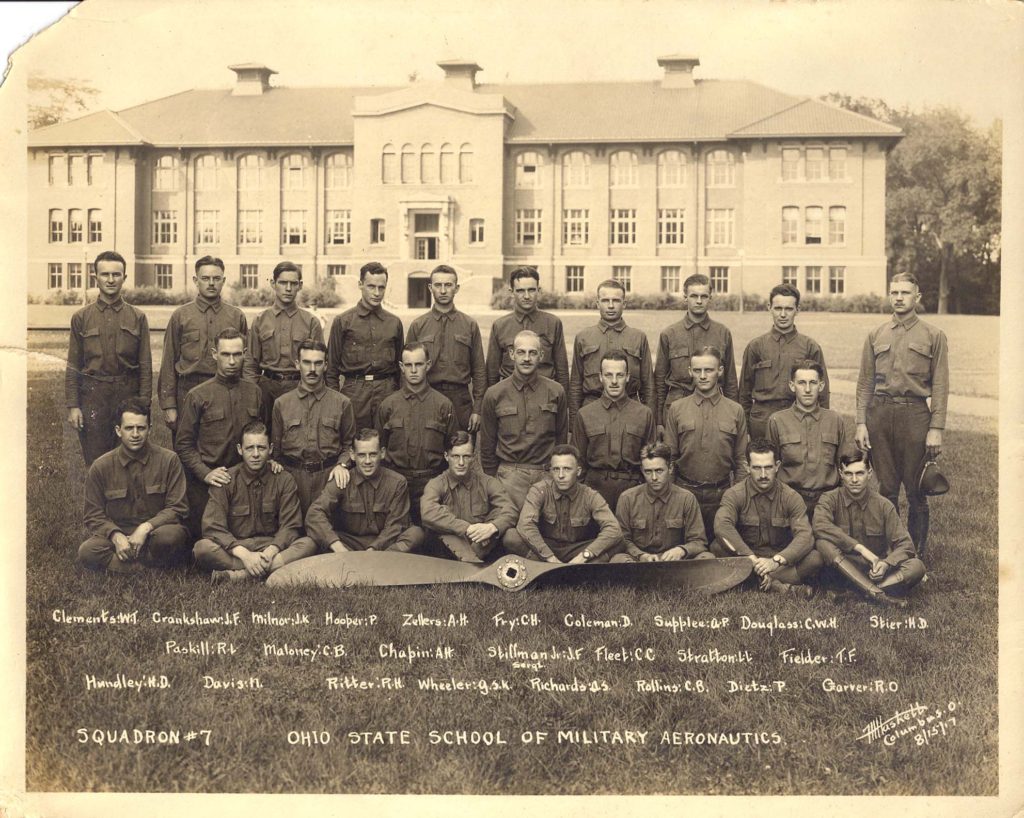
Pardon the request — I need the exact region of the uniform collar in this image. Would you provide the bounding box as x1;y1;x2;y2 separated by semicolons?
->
116;443;151;467
239;463;269;485
511;371;537;391
644;483;671;504
792;403;821;421
195;296;221;313
357;301;383;319
96;296;125;312
513;306;537;324
553;482;581;502
891;312;920;330
273;302;299;317
600;393;631;410
445;468;476;489
215;373;241;387
298;382;327;400
694;390;722;406
683;313;709;330
599;318;625;333
431;306;457;321
747;476;779;500
401;384;431;401
771;326;797;341
840;485;872;509
352;468;384;489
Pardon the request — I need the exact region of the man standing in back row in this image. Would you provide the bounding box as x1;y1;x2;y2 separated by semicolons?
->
855;272;948;554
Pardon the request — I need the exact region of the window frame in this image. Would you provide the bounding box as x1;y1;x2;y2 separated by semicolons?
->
514;208;543;246
609;208;637;246
562;208;590;247
565;265;585;293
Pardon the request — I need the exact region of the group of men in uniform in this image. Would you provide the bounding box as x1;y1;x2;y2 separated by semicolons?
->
68;251;947;605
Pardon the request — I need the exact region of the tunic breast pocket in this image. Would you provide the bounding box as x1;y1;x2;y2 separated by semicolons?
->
181;328;202;363
717;418;738;444
201;406;227;438
662;516;685;547
319;413;342;450
282;416;304;450
495;404;519;443
539;401;559;432
81;327;103;363
906;342;933;378
143;482;167;516
668;344;691;379
580;342;603;381
777;429;802;465
872;342;893;383
384;416;407;450
260;498;279;529
103;486;129;517
769;515;792;547
423;419;448;458
752;358;774;389
116;321;141;361
453;333;473;364
258;326;278;364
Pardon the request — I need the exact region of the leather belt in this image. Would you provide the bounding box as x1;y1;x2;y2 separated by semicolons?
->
792;484;836;499
278;453;341;472
261;369;300;381
675;473;730;490
83;372;138;383
589;468;638;480
398;467;445;478
342;372;391;382
434;382;469;391
873;395;927;404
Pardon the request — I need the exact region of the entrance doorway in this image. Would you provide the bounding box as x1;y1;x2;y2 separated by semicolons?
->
412;212;440;261
408;271;432;308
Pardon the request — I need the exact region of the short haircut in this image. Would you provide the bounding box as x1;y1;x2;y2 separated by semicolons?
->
550;443;580;463
214;327;245;347
93;250;126;271
360;261;388;282
513;329;541;349
747;438;779;461
446;430;474;452
769;283;801;307
401;341;430;360
354;428;381;445
790;359;824;380
691;345;723;366
840;449;872;470
509;266;540;287
683;273;710;293
297;339;328;356
115;397;150;425
596;278;625;296
240;420;269;442
430;264;458;283
273;260;302;281
195;255;225;274
639;442;673;465
601;350;629;372
890;272;919;287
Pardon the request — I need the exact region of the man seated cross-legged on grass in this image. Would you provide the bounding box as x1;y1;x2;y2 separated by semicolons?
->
813;449;926;607
193;421;315;583
420;431;518;563
504;444;624;564
78;398;190;575
298;428;425;554
614;442;712;563
713;438;823;597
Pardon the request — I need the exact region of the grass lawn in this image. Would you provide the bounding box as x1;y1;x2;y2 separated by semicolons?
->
24;330;998;795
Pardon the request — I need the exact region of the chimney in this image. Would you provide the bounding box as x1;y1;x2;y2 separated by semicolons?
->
228;63;278;96
436;60;482;91
657;55;700;89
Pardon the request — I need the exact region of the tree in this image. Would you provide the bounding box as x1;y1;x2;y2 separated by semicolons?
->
28;73;99;129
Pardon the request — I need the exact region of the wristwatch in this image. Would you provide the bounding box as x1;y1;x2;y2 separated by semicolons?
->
581;550;594;562
772;554;787;566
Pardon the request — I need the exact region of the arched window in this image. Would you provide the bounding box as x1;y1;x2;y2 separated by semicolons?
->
195;154;218;191
706;149;735;187
153;154;178;191
440;143;456;184
325;153;353;189
401;144;416;184
238;154;264;191
515;151;543;189
609;151;638;187
420;144;437;184
657;150;686;187
459;143;474;183
381;144;397;184
282;153;308;190
562;151;590;188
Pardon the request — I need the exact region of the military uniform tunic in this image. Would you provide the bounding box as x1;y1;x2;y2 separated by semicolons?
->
654;314;737;426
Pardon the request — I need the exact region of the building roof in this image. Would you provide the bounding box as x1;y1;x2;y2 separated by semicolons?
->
28;76;901;148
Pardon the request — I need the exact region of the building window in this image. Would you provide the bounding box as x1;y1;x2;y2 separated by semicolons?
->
660;266;681;293
238;154;263;191
195;154;218;191
781;147;800;180
781;206;799;245
706;150;735;186
829;147;847;180
381;144;397;184
657;150;686;187
657;208;685;245
706;209;734;246
195;210;219;245
805;265;822;294
155;264;173;290
829;206;846;245
68;209;84;243
327;264;346;277
325;153;353;189
69;154;86;186
516;151;543;188
152;210;178;245
238;210;263;245
68;262;83;290
805;148;825;181
805;207;823;245
609;151;638;187
469;218;485;244
515;209;542;246
88;209;103;243
282;210;308;245
282;154;307;190
829;266;846;294
562;209;589;246
609;209;636;245
612;265;632;293
709;266;729;294
153;155;178;191
562;151;590;188
370;218;386;245
420;144;437;184
401;144;416;184
87;153;103;185
87;263;96;288
459;144;474;183
48;155;65;186
565;265;585;293
239;264;259;289
782;266;799;287
326;209;352;245
48;263;63;289
48;209;64;243
440;143;456;184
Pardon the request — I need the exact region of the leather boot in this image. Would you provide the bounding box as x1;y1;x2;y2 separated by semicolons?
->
833;555;906;607
908;505;930;558
877;567;907;592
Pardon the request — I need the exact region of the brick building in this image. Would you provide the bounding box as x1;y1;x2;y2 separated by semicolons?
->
27;56;901;306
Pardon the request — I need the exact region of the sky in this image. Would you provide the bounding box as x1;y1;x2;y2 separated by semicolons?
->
1;0;1021;128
